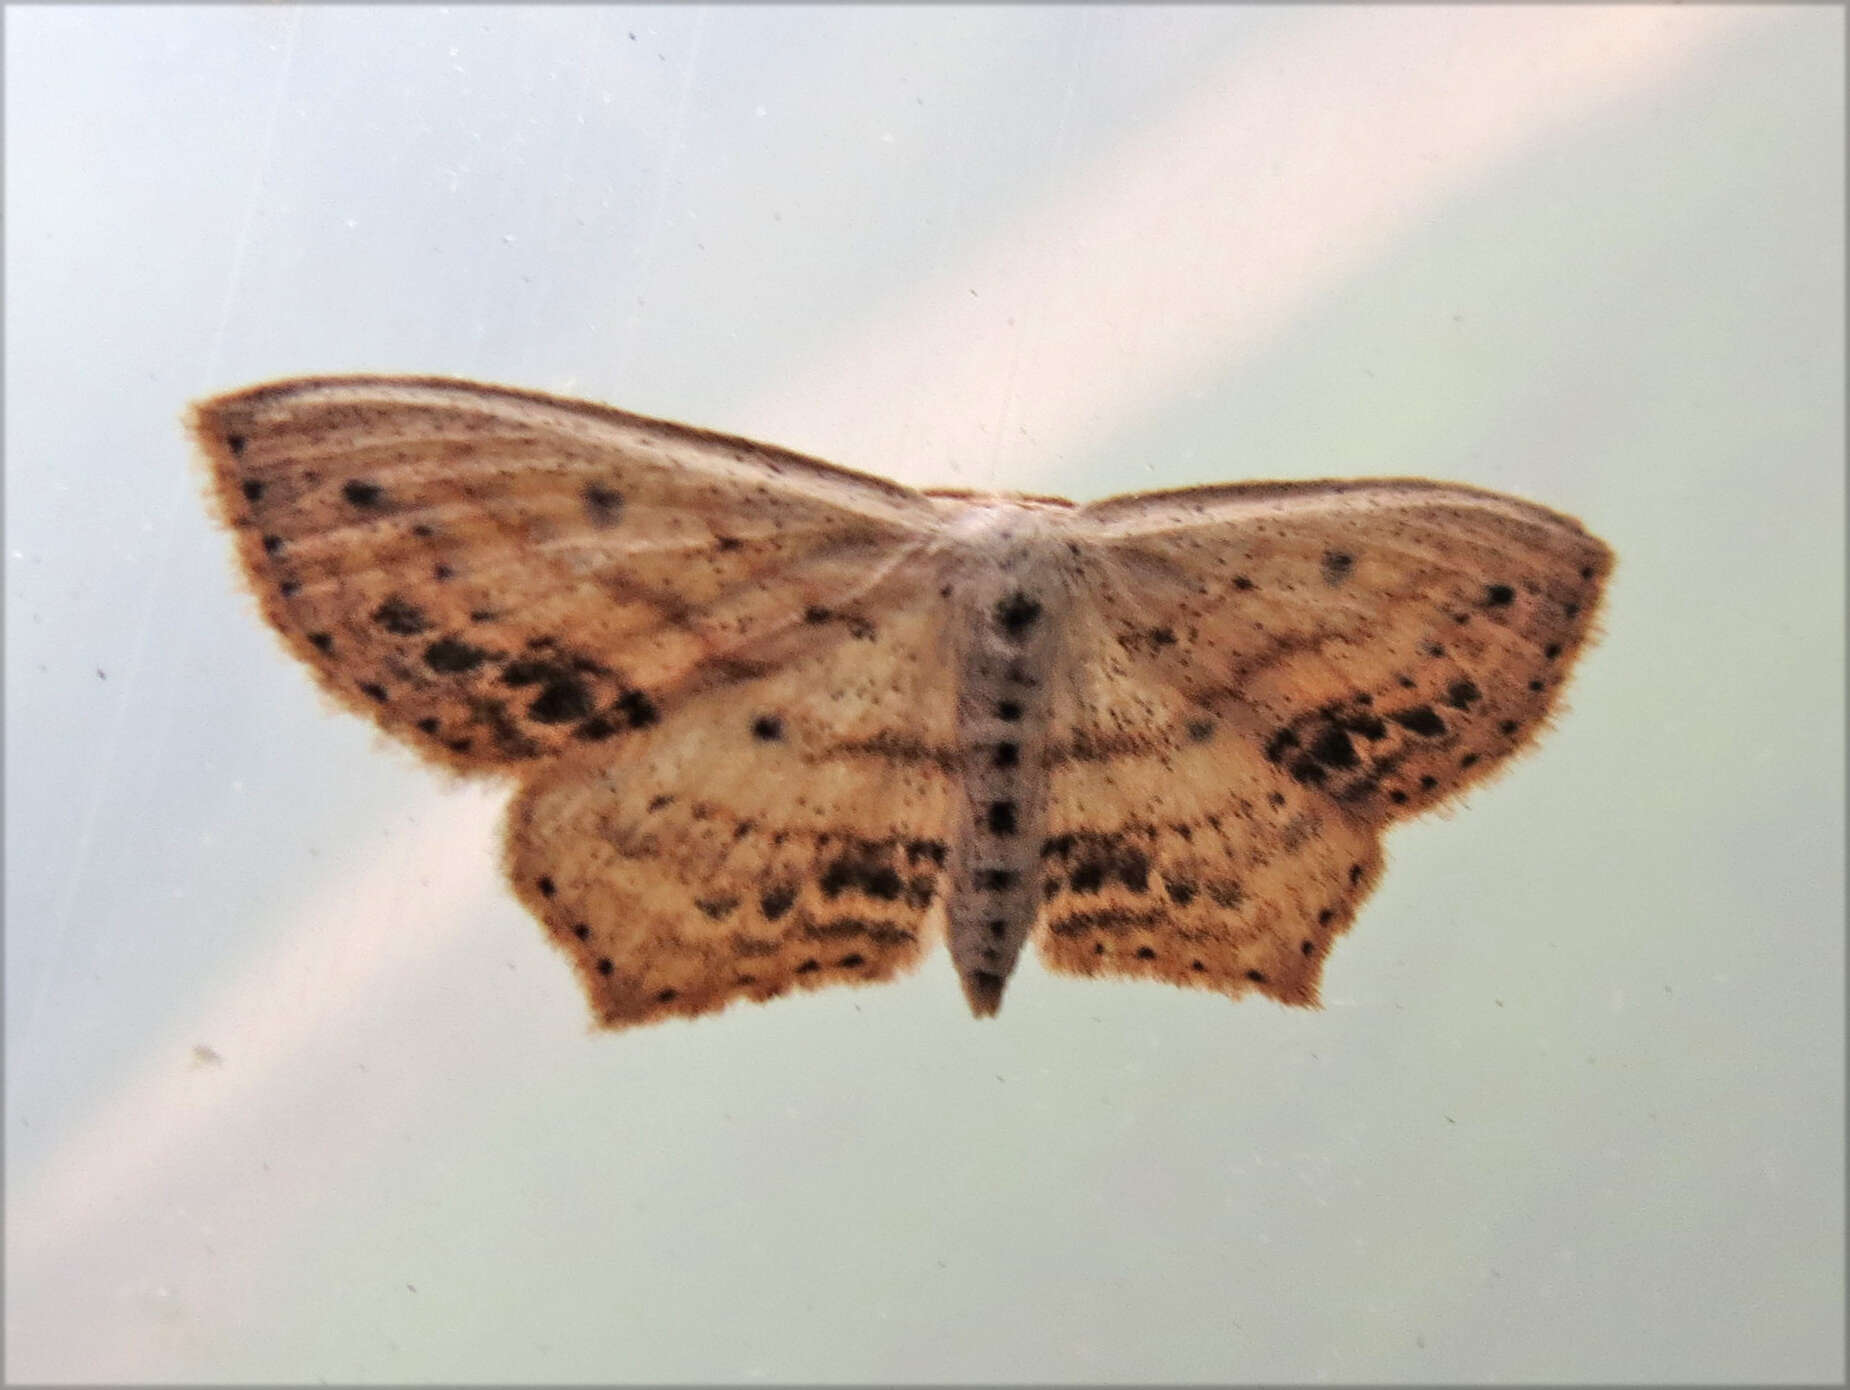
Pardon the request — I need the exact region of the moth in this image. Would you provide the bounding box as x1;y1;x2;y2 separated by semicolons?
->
192;376;1612;1029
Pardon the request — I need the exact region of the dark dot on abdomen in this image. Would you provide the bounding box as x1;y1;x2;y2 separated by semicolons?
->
994;590;1042;638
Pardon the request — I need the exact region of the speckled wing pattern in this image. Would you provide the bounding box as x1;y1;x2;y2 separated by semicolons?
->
1035;483;1611;1006
194;378;959;1026
194;376;1611;1030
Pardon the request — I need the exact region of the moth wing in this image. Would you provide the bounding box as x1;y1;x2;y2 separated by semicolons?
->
192;376;948;772
505;593;960;1029
1034;480;1612;1004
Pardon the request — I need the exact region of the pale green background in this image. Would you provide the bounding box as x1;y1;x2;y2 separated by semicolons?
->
7;5;1843;1383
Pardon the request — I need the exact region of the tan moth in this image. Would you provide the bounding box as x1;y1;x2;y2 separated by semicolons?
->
193;376;1611;1029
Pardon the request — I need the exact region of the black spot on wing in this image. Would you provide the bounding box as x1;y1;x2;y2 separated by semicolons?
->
527;680;589;725
1389;705;1447;737
424;637;489;674
1050;835;1150;895
616;689;659;728
1445;678;1481;711
1308;726;1357;770
820;847;904;902
371;596;429;636
582;483;623;526
905;839;947;867
803;917;916;948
